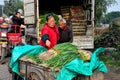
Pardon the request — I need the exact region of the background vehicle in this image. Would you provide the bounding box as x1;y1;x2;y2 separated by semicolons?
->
0;24;23;63
7;25;22;47
24;0;95;49
0;23;9;62
0;28;8;62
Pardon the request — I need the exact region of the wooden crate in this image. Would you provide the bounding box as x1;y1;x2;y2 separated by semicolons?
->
61;6;70;23
73;29;86;32
73;32;86;35
70;6;86;36
70;6;84;20
71;20;87;36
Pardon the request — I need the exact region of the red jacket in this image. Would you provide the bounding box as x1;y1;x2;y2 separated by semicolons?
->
40;24;59;49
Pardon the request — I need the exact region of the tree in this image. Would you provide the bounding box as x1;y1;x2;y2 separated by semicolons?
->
95;0;116;24
103;11;120;24
4;0;23;16
110;17;120;30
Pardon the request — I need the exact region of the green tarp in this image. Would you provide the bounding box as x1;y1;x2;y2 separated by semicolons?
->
57;47;108;80
10;44;47;75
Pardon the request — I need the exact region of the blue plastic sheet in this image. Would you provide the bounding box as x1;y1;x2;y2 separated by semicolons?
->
57;47;108;80
10;44;47;75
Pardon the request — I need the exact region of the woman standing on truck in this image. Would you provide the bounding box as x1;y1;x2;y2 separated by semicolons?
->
40;14;59;49
58;18;73;44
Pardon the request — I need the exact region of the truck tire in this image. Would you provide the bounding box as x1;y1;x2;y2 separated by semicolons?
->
29;68;44;80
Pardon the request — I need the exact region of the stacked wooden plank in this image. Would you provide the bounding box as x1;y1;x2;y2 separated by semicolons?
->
70;6;86;36
60;6;70;23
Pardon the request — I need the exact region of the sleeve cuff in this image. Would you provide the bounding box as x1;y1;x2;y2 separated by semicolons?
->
42;34;49;43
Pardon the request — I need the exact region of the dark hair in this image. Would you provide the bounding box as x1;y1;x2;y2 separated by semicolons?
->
16;12;20;15
46;13;54;21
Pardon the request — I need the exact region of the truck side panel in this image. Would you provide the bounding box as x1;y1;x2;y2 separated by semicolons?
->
24;0;36;24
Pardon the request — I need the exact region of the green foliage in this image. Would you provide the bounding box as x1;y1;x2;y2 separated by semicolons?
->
100;56;120;67
4;0;23;16
53;43;79;53
95;0;116;24
111;51;120;60
102;12;120;24
27;55;42;64
45;51;81;69
100;50;120;67
117;45;120;49
95;18;120;48
110;17;120;30
95;29;120;48
108;62;120;67
98;36;120;67
100;56;112;64
45;43;80;69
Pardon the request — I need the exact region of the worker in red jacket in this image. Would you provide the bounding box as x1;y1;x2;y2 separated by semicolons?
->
40;14;59;49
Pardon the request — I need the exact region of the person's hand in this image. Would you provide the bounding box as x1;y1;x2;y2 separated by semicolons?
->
46;40;51;47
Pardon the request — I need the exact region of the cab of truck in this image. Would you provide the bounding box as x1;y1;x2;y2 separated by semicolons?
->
24;0;95;49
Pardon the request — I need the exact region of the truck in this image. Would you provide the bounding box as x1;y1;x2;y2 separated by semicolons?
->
24;0;95;49
10;0;102;80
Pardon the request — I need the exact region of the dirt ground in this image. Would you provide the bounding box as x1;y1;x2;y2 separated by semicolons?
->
104;67;120;80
